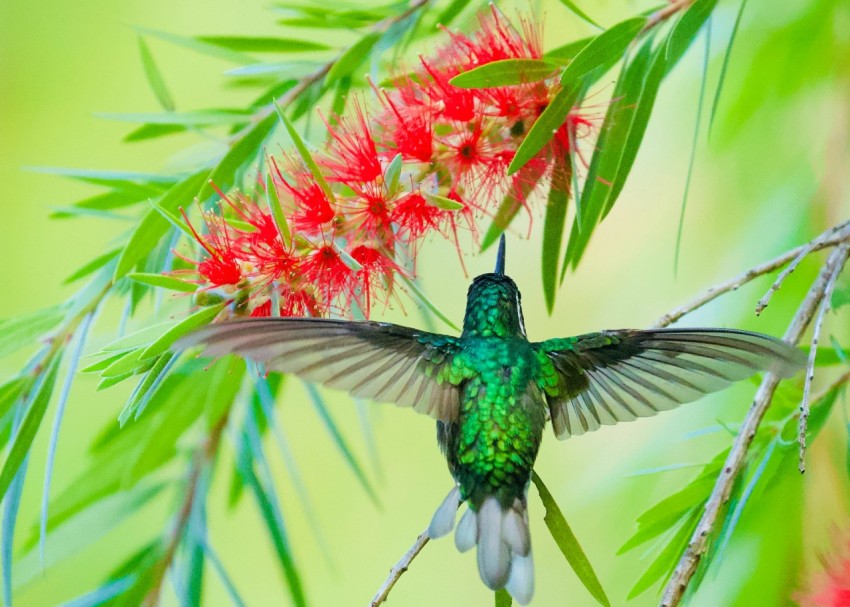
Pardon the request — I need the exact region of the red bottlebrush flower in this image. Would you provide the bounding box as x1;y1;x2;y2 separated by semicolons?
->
444;6;542;68
181;208;243;287
375;80;433;164
343;181;395;243
350;245;400;312
271;159;336;233
419;59;476;123
320;104;383;185
391;192;443;241
797;535;850;607
299;243;354;308
249;284;321;318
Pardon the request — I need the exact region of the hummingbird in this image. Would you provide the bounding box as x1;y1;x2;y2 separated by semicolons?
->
177;235;804;604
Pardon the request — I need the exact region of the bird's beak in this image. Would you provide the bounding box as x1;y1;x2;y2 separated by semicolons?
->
495;234;506;275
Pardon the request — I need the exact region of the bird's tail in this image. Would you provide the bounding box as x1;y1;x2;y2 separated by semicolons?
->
428;488;534;604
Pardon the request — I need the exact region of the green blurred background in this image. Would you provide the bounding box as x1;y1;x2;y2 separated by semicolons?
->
1;0;847;605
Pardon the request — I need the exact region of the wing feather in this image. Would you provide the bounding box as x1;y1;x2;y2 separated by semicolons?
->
536;328;804;439
176;317;465;421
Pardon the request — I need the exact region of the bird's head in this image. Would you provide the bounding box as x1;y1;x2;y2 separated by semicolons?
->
462;235;527;338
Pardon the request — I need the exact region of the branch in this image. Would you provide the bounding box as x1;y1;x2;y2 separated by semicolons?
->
653;220;850;328
798;241;850;472
141;412;230;607
370;528;430;607
660;239;850;607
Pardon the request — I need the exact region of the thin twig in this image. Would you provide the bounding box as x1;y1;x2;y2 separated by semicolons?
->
653;220;850;328
660;240;850;607
643;0;695;33
798;241;850;473
141;413;230;607
370;528;430;607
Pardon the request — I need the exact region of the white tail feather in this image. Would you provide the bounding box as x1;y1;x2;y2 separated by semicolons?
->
430;490;535;604
428;486;461;539
455;508;478;552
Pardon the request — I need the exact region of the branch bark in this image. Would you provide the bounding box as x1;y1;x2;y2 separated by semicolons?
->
370;528;430;607
660;238;850;607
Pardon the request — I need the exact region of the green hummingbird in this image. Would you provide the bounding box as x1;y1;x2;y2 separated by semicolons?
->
178;236;803;604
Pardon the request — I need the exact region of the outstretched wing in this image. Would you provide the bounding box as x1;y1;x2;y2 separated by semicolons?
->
534;328;804;439
176;318;465;421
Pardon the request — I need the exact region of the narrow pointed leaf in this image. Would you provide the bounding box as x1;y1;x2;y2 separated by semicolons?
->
545;36;596;62
138;37;174;111
556;0;603;29
708;0;750;134
64;249;121;285
133;26;254;64
0;307;65;360
198;111;278;201
98;110;252;126
424;192;464;211
140;302;224;359
128;273;199;293
542;180;570;313
532;471;610;607
303;383;379;506
196;36;329;53
326;33;381;83
449;59;558;88
114;169;208;280
0;356;60;502
274;103;335;203
508;85;580;175
559;17;645;86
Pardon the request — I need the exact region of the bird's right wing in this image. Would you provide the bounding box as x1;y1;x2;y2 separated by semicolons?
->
176;317;467;421
534;328;804;439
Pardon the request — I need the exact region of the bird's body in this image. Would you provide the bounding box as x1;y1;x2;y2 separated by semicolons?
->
177;237;804;604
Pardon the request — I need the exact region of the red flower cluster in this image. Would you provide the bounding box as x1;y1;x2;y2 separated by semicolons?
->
177;8;594;319
797;535;850;607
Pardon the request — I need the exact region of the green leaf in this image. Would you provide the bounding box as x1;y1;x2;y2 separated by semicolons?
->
100;349;150;379
559;17;645;86
236;422;306;607
133;26;255;64
542;175;570;314
435;0;471;27
198;110;278;201
708;0;750;134
127;272;198;293
556;0;603;29
508;85;581;175
495;589;512;607
627;508;701;599
139;303;225;359
274;105;335;203
480;165;547;249
0;379;25;423
664;0;719;72
124;123;186;142
0;307;65;359
25;166;179;187
98;109;252;126
564;39;666;270
0;357;60;501
424;192;464;211
449;59;558;88
138;37;174;111
63;248;121;284
544;36;596;62
326;32;381;83
384;153;403;194
118;352;175;425
114;169;208;280
832;284;850;310
264;172;292;250
196;36;329;53
673;20;711;275
531;471;610;607
303;383;379;506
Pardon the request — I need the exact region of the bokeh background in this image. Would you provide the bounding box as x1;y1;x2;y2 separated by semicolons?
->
1;0;848;605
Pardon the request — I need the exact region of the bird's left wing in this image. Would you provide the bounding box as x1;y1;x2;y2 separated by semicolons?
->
176;317;465;421
534;328;804;439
